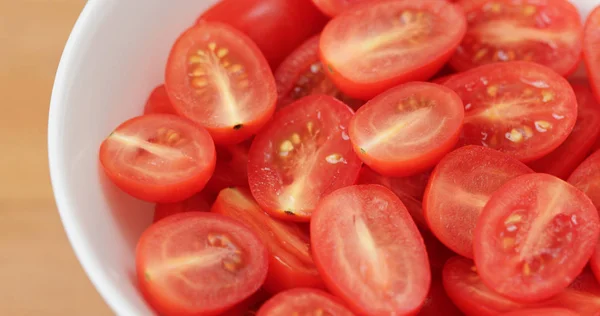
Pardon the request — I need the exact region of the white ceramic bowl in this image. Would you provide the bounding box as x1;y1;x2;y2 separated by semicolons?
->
48;0;599;315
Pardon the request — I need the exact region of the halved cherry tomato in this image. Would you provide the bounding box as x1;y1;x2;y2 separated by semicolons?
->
423;145;533;258
320;0;467;99
451;0;582;76
205;140;252;195
256;288;354;316
143;85;176;115
274;35;362;110
422;229;457;275
501;308;579;316
357;166;430;229
474;173;600;302
247;95;362;221
199;0;328;70
419;278;463;316
349;82;464;176
211;188;324;293
311;0;364;17
153;191;213;222
583;5;600;103
136;212;268;316
444;61;577;162
99;114;216;203
165;22;276;145
311;184;430;315
221;289;270;316
528;83;600;179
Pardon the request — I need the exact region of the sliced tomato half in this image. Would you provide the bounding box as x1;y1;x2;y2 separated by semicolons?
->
211;187;324;293
583;5;600;103
153;191;214;222
143;84;176;115
256;288;354;316
501;308;579;316
474;173;600;302
205;140;252;195
444;61;577;162
311;184;430;315
165;22;276;145
319;0;467;99
247;95;362;221
419;278;463;316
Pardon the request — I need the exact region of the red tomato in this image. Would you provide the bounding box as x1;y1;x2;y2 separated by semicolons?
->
528;83;600;179
99;114;216;203
221;289;270;316
319;0;467;100
165;22;276;145
205;141;251;195
357;166;430;229
474;173;600;302
247;95;362;221
274;35;362;110
136;212;268;316
444;61;577;162
311;0;365;17
256;288;354;316
501;308;579;316
419;278;463;316
451;0;582;76
422;229;457;276
349;82;464;176
211;188;324;293
311;184;430;315
143;85;176;115
583;5;600;103
153;191;213;223
423;145;533;258
198;0;328;69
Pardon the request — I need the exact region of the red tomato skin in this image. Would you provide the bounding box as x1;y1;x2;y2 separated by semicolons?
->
221;289;270;316
319;0;467;100
256;288;354;316
99;114;216;203
419;278;463;316
583;6;600;104
136;212;269;316
153;191;214;222
501;308;579;316
198;0;328;69
204;141;252;195
143;85;176;115
421;229;456;276
528;83;600;179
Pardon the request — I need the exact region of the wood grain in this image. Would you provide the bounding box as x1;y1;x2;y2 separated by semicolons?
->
0;1;111;315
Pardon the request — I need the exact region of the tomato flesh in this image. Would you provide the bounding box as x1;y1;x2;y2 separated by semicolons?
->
424;145;533;258
583;5;600;103
144;85;176;115
451;0;583;76
350;82;464;176
320;0;467;99
311;184;430;315
165;22;276;145
211;188;324;293
99;114;216;203
474;173;600;302
444;61;577;162
153;191;213;222
256;288;354;316
501;308;579;316
247;95;361;221
136;212;268;316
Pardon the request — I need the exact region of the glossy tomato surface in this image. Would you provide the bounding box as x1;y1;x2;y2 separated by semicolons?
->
256;288;353;316
444;61;577;162
451;0;582;76
274;35;362;110
528;82;600;179
136;212;268;316
199;0;328;69
99;114;216;203
501;308;579;316
349;82;464;176
474;173;600;302
311;184;430;315
320;0;467;99
165;22;276;145
247;95;361;221
584;5;600;103
211;188;324;293
153;191;213;222
311;0;365;17
144;85;176;115
424;145;533;258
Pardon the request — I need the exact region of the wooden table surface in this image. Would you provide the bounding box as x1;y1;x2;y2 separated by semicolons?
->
0;1;112;315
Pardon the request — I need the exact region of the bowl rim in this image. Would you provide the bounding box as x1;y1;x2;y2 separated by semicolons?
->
48;2;136;315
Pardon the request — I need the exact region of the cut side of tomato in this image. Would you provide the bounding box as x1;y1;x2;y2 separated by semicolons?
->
165;22;277;145
205;140;252;195
256;288;354;316
474;173;600;302
424;145;533;258
319;0;467;99
311;184;430;315
451;0;582;76
501;308;579;316
583;5;600;103
444;61;577;162
136;212;268;316
144;84;176;115
247;95;362;221
99;114;216;203
153;191;214;222
350;82;464;176
211;188;324;293
274;35;362;110
528;82;600;179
